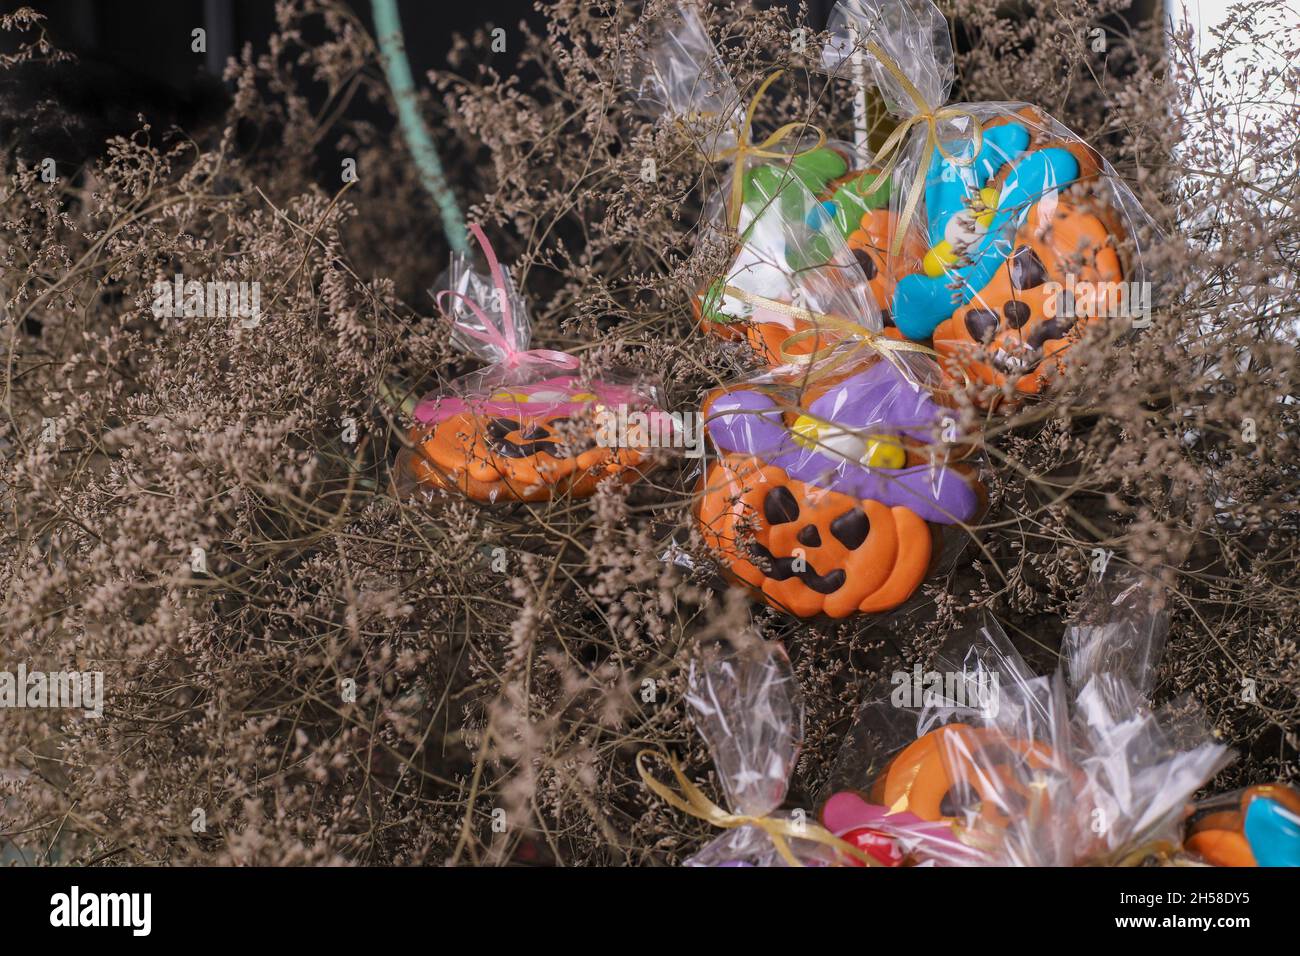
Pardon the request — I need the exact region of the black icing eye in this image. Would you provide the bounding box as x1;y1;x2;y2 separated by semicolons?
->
763;486;800;525
964;308;999;343
1003;300;1031;328
1010;245;1048;290
830;508;870;549
852;246;878;281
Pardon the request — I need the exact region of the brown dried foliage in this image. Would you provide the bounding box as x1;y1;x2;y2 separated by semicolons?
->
0;0;1295;866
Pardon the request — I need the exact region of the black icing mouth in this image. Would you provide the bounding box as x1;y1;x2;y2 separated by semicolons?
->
960;242;1079;375
747;543;847;594
485;416;570;458
986;317;1080;375
987;343;1042;376
742;487;875;595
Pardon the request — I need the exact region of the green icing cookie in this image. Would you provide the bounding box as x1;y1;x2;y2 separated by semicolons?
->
783;231;835;272
827;173;891;238
731;147;889;278
741;147;849;217
698;277;737;324
788;146;848;191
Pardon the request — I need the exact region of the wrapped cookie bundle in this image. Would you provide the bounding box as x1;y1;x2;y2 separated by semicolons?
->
632;3;889;365
820;572;1234;866
638;640;885;866
821;0;1156;400
393;225;670;502
694;228;985;619
642;573;1298;868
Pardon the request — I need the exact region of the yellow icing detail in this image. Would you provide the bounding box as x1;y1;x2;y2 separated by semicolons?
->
790;414;824;450
569;392;597;402
923;240;958;277
861;435;906;469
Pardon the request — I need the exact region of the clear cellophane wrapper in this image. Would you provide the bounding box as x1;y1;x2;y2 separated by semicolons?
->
392;228;668;503
683;640;839;866
692;157;889;367
631;3;888;364
821;0;1157;399
821;571;1233;866
694;250;986;619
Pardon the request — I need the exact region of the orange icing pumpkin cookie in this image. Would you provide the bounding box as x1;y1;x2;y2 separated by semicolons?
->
696;357;983;618
399;379;659;503
932;197;1125;395
394;223;668;503
871;724;1057;827
888;112;1145;400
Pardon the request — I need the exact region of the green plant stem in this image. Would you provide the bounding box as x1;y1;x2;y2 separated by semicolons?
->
371;0;469;255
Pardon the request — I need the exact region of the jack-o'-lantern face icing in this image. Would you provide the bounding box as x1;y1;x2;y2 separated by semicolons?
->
933;199;1123;393
870;725;1057;828
696;360;983;618
889;112;1133;396
403;222;670;503
399;375;660;502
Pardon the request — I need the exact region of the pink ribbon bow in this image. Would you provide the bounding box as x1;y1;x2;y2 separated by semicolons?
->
436;223;579;371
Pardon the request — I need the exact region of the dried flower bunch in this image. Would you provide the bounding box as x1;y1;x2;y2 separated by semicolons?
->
0;0;1296;866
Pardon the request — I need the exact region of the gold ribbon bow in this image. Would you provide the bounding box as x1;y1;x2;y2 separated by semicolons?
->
636;749;882;867
722;284;959;388
1106;840;1181;867
856;39;983;255
704;70;828;232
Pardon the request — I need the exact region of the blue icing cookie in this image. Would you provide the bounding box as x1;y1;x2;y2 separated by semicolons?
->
893;147;1081;341
1244;795;1300;867
924;123;1031;247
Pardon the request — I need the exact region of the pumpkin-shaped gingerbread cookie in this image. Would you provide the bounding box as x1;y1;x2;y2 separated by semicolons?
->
889;108;1141;398
933;196;1125;394
399;377;658;502
396;223;667;503
870;724;1058;827
696;357;983;617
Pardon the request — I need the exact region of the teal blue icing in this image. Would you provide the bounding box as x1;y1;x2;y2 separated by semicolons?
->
1244;796;1300;867
923;123;1031;246
892;146;1081;340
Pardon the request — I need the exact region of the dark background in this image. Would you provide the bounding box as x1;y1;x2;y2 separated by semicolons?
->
9;1;837;86
0;1;819;178
0;0;1162;180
